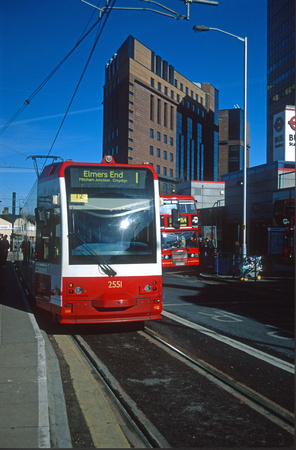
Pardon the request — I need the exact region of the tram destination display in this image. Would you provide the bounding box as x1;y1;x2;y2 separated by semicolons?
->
69;167;149;189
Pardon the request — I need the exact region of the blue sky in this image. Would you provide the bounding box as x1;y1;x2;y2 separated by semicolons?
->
0;0;267;213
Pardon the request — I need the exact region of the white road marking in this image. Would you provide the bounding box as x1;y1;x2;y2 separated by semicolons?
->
162;310;295;374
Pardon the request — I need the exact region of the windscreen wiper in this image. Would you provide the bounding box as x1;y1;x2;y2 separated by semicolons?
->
68;231;117;277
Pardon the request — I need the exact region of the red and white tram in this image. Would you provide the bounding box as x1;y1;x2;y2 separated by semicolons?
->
19;156;162;324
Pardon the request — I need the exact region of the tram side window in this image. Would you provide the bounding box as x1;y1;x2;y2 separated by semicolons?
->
35;206;61;264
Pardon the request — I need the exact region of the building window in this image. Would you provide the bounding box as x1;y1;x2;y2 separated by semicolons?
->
157;165;160;174
150;95;154;121
170;106;174;131
156;55;162;76
229;145;243;172
170;169;173;177
229;109;243;140
177;94;180;102
170;152;173;161
169;65;174;85
151;78;154;87
164;103;167;127
162;60;168;81
157;148;160;157
157;99;161;124
150;146;153;155
180;83;183;91
157;131;160;141
163;150;167;160
163;167;167;176
158;82;161;91
151;51;155;72
164;134;167;143
150;128;154;138
171;90;174;99
164;86;168;95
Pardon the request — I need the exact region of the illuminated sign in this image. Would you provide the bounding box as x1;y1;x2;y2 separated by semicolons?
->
168;216;188;227
273;107;295;162
70;194;88;203
69;167;148;189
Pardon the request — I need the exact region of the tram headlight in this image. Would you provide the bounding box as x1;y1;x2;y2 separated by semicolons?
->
144;284;152;292
139;280;158;294
75;286;84;295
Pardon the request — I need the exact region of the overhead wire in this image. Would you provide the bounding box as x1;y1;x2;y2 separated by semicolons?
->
41;0;116;169
0;1;109;136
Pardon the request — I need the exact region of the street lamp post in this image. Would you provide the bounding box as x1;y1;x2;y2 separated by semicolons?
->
193;25;248;259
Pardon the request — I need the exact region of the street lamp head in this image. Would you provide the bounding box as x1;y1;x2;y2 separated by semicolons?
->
193;25;210;32
190;0;218;4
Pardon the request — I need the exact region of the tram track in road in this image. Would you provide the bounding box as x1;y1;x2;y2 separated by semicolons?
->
73;325;294;448
143;326;294;434
71;334;170;448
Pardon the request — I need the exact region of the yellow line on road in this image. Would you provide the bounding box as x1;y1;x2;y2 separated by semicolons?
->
54;335;131;448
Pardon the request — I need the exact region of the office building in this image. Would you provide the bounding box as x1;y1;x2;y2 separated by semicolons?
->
267;0;295;163
103;36;219;194
218;108;250;180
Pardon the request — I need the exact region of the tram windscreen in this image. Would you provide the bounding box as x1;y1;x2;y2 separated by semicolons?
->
65;166;156;264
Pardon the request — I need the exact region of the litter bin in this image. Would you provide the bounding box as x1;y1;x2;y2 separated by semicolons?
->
215;252;233;275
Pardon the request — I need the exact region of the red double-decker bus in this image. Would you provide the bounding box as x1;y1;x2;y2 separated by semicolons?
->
160;195;200;268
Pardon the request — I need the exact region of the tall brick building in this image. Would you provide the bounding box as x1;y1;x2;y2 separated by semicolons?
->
103;36;219;194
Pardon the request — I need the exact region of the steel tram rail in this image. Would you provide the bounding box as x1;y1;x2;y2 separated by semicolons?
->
72;334;171;448
143;326;294;434
73;326;293;440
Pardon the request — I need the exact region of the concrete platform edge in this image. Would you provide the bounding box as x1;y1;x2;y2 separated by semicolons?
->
13;264;72;448
42;331;72;448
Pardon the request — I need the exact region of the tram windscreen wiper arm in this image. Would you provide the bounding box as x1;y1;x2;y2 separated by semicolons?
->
68;232;117;277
